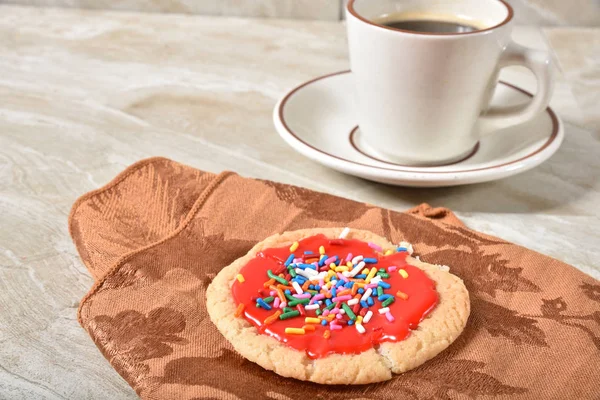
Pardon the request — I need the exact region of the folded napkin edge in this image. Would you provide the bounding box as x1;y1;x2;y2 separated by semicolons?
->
76;168;234;327
68;157;176;276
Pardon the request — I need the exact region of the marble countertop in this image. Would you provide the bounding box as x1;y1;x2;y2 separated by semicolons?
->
0;5;598;398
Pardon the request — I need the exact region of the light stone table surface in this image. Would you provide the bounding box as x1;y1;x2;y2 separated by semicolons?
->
0;5;598;399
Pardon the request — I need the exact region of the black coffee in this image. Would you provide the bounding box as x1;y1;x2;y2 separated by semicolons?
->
381;19;480;33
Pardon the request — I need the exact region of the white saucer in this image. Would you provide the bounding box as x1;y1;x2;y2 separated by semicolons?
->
273;71;563;187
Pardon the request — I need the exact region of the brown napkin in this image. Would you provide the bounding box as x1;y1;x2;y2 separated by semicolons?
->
70;157;599;399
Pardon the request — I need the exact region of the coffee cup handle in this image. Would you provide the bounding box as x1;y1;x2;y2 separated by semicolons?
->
477;41;555;137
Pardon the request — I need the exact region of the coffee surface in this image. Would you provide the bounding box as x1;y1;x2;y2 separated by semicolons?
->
382;19;479;33
374;12;483;33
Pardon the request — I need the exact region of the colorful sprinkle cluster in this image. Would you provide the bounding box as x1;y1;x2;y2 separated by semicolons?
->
235;229;414;338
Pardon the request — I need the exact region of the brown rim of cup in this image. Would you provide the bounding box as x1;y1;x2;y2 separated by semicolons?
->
346;0;514;36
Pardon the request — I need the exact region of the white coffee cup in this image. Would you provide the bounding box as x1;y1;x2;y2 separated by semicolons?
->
346;0;554;165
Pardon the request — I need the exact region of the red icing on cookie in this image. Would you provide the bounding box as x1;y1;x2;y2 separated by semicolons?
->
231;234;438;359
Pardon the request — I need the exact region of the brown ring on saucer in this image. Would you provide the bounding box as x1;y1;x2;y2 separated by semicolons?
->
346;0;514;36
349;126;480;167
278;70;560;174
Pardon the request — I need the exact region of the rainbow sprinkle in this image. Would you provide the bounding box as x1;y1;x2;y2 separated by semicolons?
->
264;310;281;325
396;290;409;300
236;274;245;283
339;227;350;239
355;323;366;334
234;303;245;318
285;327;305;335
245;228;406;336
